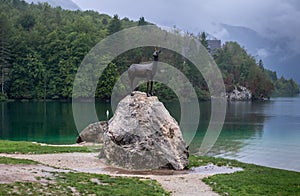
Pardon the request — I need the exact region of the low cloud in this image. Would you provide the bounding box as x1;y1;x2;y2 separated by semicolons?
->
73;0;300;54
256;48;270;58
72;0;300;81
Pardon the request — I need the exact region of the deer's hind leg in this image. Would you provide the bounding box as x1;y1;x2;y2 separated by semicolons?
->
149;80;154;96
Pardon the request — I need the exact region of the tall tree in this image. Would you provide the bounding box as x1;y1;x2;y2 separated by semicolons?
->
0;13;12;95
96;62;119;99
138;17;147;26
258;59;264;71
199;32;208;49
18;12;36;31
108;14;121;34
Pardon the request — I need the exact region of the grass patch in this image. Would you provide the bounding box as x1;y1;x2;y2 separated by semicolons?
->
0;140;92;154
189;155;300;196
0;172;169;196
0;156;38;164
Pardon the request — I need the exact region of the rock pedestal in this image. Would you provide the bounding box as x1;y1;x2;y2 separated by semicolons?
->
102;92;189;170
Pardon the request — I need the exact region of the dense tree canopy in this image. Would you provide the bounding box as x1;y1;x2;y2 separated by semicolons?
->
0;13;12;97
0;0;137;100
0;0;298;101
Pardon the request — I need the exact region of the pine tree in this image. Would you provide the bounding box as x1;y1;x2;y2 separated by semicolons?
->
199;32;208;49
138;17;147;26
0;14;12;95
258;59;264;71
108;15;121;34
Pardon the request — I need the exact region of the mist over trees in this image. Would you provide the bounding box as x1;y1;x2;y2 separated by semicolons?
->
0;0;298;101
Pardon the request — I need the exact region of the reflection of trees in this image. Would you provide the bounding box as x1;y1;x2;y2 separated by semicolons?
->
0;102;10;138
186;101;268;156
0;102;78;144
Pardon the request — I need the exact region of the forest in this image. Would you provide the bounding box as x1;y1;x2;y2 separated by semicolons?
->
0;0;299;101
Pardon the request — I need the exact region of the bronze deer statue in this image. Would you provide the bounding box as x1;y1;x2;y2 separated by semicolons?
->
128;49;161;97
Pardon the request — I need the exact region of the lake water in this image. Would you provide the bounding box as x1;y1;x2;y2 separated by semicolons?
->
1;97;300;172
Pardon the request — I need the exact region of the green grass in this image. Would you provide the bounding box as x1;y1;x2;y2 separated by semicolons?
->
0;172;169;196
189;155;300;196
1;140;299;195
0;156;38;164
0;140;92;154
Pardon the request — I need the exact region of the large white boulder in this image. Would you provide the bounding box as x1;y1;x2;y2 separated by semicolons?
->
101;91;189;170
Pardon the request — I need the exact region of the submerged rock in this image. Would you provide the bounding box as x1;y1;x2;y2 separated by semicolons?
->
102;91;189;170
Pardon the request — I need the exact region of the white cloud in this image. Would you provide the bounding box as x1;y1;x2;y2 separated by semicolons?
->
256;48;270;58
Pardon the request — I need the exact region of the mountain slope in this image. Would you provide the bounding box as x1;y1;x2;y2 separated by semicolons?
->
220;24;300;84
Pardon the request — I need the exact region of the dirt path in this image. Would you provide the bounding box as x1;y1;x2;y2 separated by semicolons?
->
0;153;241;196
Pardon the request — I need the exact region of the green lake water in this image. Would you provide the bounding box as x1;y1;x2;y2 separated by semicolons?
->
1;97;300;172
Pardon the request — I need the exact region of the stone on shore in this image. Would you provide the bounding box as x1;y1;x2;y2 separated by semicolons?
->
227;86;252;101
101;91;189;170
76;121;107;143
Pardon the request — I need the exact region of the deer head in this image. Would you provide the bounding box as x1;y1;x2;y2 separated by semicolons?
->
153;49;161;61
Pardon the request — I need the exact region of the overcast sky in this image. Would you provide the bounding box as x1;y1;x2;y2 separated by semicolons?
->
72;0;300;45
72;0;300;81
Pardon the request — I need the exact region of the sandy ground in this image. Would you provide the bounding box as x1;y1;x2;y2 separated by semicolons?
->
0;152;242;196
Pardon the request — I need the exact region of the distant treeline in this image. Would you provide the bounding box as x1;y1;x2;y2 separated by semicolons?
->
211;41;299;98
0;0;298;101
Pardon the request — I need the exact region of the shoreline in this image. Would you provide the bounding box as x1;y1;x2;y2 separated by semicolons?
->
21;141;300;173
0;140;299;195
35;142;300;173
0;152;241;196
3;140;300;173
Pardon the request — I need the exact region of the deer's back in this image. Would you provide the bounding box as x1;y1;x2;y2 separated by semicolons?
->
128;63;153;78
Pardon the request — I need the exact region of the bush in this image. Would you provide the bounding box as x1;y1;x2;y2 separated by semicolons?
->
0;93;8;102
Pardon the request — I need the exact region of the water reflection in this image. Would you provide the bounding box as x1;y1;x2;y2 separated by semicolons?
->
189;101;266;155
0;102;77;144
203;98;300;172
238;98;300;171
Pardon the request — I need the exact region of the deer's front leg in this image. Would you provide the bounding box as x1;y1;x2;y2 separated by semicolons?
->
130;79;134;96
146;81;151;97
